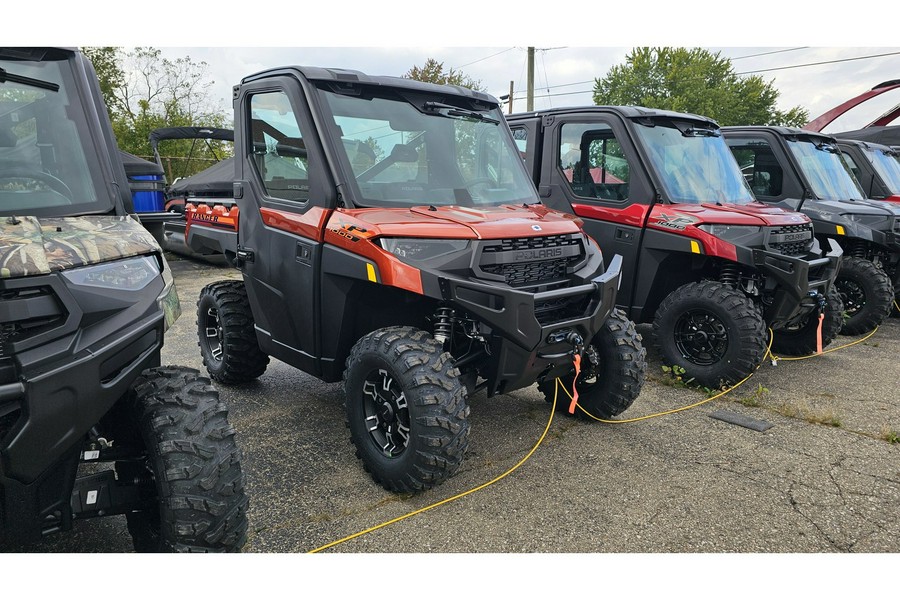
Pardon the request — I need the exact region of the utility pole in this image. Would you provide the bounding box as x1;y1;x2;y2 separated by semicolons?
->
508;81;514;114
526;47;534;112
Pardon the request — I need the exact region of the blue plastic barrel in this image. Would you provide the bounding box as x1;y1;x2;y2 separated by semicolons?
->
129;174;166;212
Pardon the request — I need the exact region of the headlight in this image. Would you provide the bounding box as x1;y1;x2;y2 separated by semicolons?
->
60;256;160;291
157;253;181;330
379;238;470;261
697;224;761;239
843;213;889;226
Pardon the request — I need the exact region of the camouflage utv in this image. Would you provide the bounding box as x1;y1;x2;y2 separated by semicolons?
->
0;47;248;551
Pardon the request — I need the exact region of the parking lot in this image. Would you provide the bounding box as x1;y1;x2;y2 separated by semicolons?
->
19;254;900;556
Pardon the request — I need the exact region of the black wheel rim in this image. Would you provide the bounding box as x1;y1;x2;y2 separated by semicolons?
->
362;368;410;458
673;309;729;366
835;279;865;317
202;306;225;366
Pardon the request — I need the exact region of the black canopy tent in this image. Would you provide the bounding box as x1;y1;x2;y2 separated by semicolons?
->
149;126;234;181
832;126;900;149
168;156;235;200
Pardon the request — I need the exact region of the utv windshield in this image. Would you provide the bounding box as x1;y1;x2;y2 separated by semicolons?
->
786;138;865;201
0;53;112;217
316;85;539;208
862;146;900;194
633;118;755;205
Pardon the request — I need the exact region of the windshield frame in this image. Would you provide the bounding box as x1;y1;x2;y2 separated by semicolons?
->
632;118;756;206
313;83;540;210
0;52;115;218
786;136;865;202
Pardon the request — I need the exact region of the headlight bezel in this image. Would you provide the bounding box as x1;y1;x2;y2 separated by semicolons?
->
378;237;471;262
59;255;161;292
696;223;762;240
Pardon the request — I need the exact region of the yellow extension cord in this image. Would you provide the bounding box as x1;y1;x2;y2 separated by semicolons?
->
308;323;882;553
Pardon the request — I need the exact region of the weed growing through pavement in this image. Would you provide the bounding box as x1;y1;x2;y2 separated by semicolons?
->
739;384;770;407
881;426;899;444
659;365;720;397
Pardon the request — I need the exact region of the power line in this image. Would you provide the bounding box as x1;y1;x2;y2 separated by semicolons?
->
454;47;516;69
729;47;809;61
736;50;900;74
505;49;900;104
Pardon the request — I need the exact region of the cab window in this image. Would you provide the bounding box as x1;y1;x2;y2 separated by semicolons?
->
559;123;630;201
249;91;309;202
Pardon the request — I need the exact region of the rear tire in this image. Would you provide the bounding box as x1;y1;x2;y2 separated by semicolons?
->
344;327;470;494
197;280;269;384
771;290;843;356
117;366;248;552
653;281;767;389
538;308;646;419
834;257;893;335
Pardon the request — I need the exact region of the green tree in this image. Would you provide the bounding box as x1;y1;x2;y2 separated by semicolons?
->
403;59;487;178
82;46;231;181
592;47;808;127
403;58;484;91
81;47;124;116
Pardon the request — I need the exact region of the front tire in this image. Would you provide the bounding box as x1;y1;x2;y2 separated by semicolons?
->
771;290;843;356
653;281;767;389
197;280;269;384
538;308;646;419
117;366;249;552
344;327;470;494
834;257;893;335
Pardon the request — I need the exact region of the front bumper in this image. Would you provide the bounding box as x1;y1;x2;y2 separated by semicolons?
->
751;239;843;328
0;270;167;545
435;255;623;396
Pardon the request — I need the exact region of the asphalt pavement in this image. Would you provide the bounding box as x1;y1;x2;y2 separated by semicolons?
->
16;255;900;559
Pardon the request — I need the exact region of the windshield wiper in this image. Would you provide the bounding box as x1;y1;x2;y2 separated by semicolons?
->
812;140;839;154
683;127;720;138
0;67;59;92
422;101;499;124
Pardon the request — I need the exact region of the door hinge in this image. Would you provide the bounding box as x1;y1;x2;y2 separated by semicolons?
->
236;246;255;266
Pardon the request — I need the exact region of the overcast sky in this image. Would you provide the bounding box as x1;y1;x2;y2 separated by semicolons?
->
152;45;900;134
16;1;900;134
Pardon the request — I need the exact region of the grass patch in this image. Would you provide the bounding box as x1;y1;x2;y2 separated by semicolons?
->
738;384;770;407
881;426;900;444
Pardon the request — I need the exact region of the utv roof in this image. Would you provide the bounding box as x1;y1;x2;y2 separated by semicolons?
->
0;47;77;61
149;127;234;154
722;125;837;140
239;66;499;105
507;106;719;127
831;126;900;148
169;157;234;197
119;150;164;176
834;137;896;153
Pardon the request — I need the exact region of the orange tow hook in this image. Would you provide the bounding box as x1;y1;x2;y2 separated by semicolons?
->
568;353;582;414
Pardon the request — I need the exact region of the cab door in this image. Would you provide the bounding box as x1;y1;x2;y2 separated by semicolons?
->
234;76;334;376
512;114;655;312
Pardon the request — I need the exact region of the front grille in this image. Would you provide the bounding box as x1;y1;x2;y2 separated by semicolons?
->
534;293;592;325
893;218;900;235
768;223;814;257
0;324;14;359
0;287;65;357
479;234;585;288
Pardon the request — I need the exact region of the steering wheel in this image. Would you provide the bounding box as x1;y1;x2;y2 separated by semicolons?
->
0;169;74;199
464;177;497;191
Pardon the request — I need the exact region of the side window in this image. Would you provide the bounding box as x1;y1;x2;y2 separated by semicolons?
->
841;153;862;183
511;127;528;159
249;91;309;202
728;141;783;197
559;123;630;201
